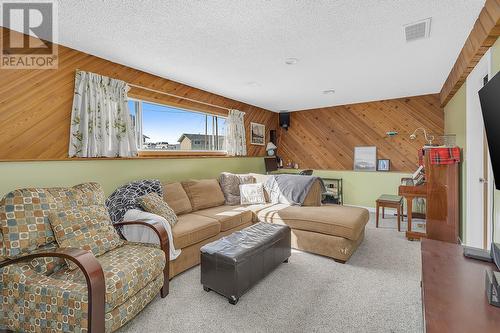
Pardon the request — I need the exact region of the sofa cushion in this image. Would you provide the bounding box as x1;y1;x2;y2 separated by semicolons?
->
172;214;220;248
181;179;225;211
49;205;124;270
138;193;178;227
163;182;192;215
193;205;253;232
50;242;165;312
219;172;256;205
0;182;105;259
257;204;369;240
242;203;277;215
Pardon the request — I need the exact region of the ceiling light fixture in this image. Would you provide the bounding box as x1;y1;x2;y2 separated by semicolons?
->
285;58;299;65
323;89;335;95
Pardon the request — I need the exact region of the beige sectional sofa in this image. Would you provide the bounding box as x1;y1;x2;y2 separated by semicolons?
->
162;174;369;278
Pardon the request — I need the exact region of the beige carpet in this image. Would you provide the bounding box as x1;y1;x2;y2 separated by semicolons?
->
118;213;422;333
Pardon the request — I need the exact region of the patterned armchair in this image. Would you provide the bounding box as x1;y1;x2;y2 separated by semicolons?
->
0;183;169;333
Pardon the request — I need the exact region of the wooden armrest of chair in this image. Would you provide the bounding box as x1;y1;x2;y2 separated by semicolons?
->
115;220;170;297
0;248;105;333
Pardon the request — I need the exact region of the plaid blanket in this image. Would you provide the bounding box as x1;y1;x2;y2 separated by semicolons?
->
428;147;460;165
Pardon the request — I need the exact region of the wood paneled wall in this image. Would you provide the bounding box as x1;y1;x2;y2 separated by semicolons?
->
440;0;500;106
277;94;444;172
0;28;277;160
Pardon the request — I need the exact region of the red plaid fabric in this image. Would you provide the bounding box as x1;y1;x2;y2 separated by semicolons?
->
428;147;461;165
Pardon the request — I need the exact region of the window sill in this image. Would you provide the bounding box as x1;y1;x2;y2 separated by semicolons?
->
138;150;228;158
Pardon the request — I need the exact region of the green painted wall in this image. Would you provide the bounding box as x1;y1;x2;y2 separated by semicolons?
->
278;169;409;209
0;157;266;197
493;38;500;76
444;83;467;241
0;158;408;210
313;170;410;208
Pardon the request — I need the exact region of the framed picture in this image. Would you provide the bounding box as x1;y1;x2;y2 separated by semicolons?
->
250;122;265;145
353;146;377;172
377;159;390;171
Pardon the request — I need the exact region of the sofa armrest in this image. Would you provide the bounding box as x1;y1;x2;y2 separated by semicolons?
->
0;248;105;333
115;220;170;297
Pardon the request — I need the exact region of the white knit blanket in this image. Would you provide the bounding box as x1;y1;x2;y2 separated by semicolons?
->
122;209;181;260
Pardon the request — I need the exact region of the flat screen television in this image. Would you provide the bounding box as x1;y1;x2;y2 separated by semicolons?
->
479;70;500;190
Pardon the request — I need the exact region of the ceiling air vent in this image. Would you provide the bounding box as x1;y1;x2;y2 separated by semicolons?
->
403;18;431;42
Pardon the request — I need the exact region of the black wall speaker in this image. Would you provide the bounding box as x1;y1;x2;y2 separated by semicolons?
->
270;130;277;144
279;112;290;130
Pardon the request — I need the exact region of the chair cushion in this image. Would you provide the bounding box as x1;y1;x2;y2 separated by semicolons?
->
49;205;123;270
181;179;225;211
193;205;253;232
0;182;104;259
257;204;369;240
172;214;220;248
163;182;192;215
138;193;178;227
50;242;165;312
219;172;256;205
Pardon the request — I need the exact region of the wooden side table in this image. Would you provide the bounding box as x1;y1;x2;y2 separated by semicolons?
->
376;194;403;231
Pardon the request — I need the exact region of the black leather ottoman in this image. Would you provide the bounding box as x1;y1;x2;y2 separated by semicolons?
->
200;222;291;304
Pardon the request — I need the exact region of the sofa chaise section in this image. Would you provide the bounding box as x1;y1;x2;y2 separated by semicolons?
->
257;203;368;262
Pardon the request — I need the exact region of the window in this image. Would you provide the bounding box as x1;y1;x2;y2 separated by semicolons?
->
128;99;226;152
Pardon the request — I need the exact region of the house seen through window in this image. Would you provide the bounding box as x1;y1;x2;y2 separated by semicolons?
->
128;100;226;151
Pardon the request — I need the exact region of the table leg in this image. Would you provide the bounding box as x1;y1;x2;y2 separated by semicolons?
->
407;198;413;234
376;202;380;228
382;207;385;218
397;205;401;232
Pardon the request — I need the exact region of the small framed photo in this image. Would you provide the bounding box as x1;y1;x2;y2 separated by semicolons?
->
250;122;265;145
377;159;390;171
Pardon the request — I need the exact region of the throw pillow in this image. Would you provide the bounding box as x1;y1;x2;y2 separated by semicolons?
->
49;205;123;270
219;172;256;205
137;193;178;227
240;183;266;205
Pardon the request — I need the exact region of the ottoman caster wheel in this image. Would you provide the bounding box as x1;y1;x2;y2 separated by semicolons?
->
283;258;289;263
228;296;239;305
203;286;211;292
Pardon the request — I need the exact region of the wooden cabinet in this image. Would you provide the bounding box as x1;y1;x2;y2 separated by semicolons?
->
422;239;500;332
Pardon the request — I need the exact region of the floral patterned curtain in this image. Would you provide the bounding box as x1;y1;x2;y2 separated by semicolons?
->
226;109;247;156
69;71;138;157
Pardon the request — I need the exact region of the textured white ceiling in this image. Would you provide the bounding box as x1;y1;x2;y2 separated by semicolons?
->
55;0;485;111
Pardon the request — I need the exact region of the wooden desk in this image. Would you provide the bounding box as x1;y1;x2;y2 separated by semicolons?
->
421;239;500;333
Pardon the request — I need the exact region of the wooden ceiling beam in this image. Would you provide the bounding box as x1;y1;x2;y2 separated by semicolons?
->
440;0;500;107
